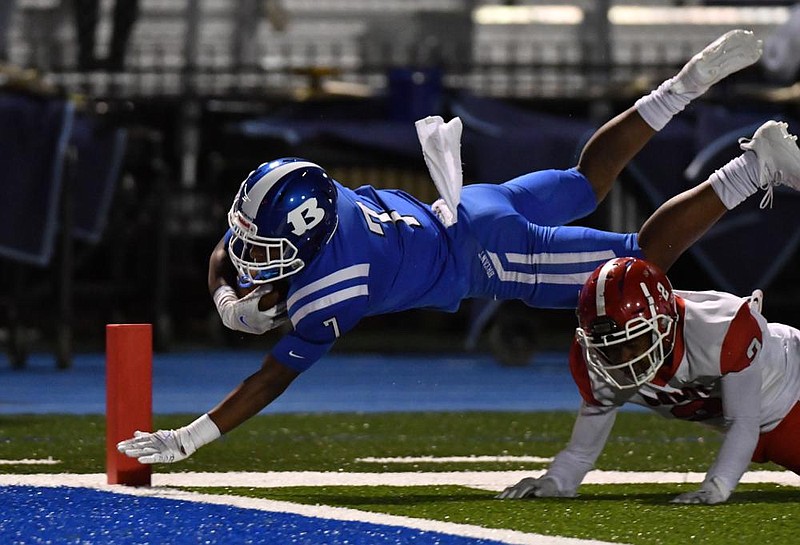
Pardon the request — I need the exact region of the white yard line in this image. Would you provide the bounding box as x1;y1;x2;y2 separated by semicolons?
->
356;455;553;463
2;469;798;489
0;458;60;465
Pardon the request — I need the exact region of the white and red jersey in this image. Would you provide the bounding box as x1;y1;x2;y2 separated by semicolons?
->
570;290;800;433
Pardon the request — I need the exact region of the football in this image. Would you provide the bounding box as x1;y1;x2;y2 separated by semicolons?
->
237;280;289;311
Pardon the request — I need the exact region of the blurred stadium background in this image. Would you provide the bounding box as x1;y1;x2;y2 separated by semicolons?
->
1;0;800;369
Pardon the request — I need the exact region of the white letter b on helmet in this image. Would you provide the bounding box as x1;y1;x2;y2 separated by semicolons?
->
287;198;325;235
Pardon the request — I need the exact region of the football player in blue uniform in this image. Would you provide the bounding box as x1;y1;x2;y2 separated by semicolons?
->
118;30;800;464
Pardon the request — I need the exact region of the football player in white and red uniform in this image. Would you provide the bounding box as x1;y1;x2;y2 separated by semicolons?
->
498;257;800;504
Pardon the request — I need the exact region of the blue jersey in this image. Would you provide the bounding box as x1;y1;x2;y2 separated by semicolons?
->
248;168;642;371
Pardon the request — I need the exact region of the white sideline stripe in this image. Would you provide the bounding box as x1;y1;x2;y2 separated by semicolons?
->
0;458;60;465
2;470;799;489
356;456;553;463
4;471;799;545
103;486;624;545
0;474;623;545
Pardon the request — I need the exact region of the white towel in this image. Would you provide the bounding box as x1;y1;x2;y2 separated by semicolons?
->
415;115;463;226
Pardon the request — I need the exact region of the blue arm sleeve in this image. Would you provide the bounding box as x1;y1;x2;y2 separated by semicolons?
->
271;332;335;372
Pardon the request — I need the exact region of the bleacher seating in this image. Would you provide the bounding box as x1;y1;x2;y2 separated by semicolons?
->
7;2;791;99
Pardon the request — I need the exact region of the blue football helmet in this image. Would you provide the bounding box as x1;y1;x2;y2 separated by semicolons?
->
227;158;338;286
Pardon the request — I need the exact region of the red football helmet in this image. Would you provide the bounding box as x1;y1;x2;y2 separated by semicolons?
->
576;257;678;389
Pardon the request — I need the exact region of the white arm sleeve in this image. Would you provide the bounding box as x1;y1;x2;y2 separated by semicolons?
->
704;363;763;496
545;402;618;494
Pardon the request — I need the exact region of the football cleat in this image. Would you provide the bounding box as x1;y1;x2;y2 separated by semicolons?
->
670;29;763;96
739;120;800;208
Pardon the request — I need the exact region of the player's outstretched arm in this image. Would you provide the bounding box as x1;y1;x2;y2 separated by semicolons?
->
671;365;762;505
497;403;617;499
118;354;299;464
207;353;300;434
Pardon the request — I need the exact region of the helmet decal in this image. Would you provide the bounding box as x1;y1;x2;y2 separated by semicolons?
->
640;281;657;320
238;160;320;219
287;197;325;235
594;258;617;316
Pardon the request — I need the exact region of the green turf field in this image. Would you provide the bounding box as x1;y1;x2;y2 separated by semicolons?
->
2;411;798;544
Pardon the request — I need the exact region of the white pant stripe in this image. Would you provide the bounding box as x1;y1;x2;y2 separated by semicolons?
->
489;252;597;285
505;250;617;266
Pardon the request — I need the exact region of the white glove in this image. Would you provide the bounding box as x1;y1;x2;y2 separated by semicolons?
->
496;476;576;499
670;476;731;505
117;429;195;464
214;284;289;335
117;414;221;464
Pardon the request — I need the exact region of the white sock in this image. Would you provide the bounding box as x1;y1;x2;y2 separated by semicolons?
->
708;151;761;209
634;78;702;131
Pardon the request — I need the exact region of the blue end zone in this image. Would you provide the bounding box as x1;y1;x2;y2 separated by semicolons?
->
1;486;510;545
